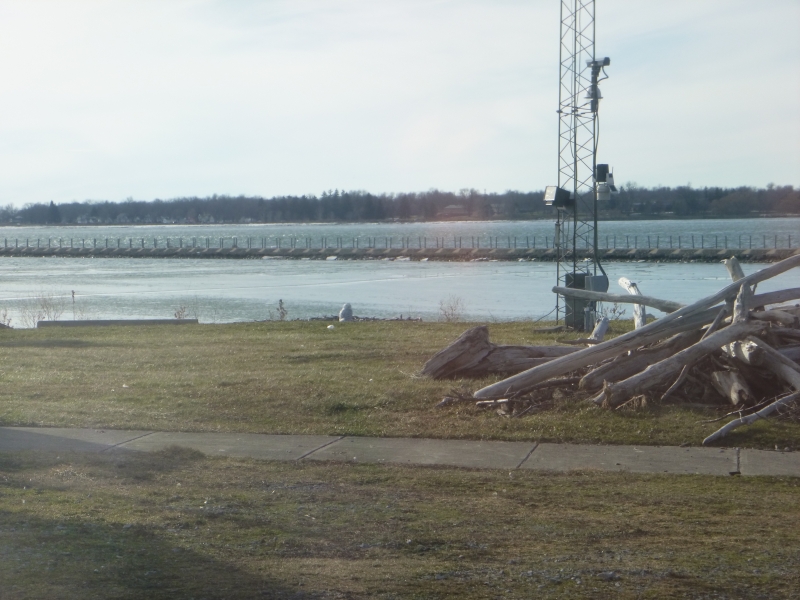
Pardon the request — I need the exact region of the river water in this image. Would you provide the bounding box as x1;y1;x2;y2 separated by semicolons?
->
2;218;798;326
0;253;796;327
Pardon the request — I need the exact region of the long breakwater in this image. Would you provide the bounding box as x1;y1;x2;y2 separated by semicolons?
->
0;241;796;262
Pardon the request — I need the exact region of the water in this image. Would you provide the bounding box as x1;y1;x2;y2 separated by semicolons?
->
0;255;796;327
1;218;797;326
1;217;798;249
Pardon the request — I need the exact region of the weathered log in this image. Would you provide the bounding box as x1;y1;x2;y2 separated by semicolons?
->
750;309;798;326
732;282;752;323
558;338;601;346
722;357;784;398
557;316;610;346
780;345;800;363
751;287;800;308
551;286;684;313
518;376;581;394
598;321;763;407
710;371;754;406
761;326;783;352
704;306;730;337
722;256;745;282
661;307;729;401
589;316;609;342
478;376;583;403
698;255;800;304
421;326;578;379
726;337;800;390
475;347;574;376
773;304;800;316
476;308;719;399
618;277;646;329
421;326;493;379
703;390;800;445
775;329;800;342
476;399;509;408
580;330;702;393
474;254;800;399
660;363;694;403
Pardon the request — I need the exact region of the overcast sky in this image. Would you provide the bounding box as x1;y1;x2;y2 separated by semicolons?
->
1;0;798;206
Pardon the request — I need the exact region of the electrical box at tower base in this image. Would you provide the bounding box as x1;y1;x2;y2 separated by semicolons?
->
564;272;590;331
585;275;609;293
564;273;609;331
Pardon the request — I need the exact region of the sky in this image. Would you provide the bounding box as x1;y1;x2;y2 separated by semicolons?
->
0;0;798;206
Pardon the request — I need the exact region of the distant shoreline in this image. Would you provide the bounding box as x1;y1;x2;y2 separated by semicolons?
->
1;213;799;228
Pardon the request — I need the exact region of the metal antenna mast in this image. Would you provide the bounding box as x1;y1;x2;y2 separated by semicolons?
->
544;0;613;331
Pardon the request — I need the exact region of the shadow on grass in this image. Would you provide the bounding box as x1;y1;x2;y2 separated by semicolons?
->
2;513;316;599
0;448;319;600
0;339;103;348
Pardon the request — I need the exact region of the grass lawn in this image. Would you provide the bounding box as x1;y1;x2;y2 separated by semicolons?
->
1;448;798;599
3;321;800;599
1;321;798;448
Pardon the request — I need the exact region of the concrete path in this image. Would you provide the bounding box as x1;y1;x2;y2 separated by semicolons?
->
1;427;798;477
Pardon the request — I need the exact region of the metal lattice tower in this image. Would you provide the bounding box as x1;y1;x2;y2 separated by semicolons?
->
552;0;610;329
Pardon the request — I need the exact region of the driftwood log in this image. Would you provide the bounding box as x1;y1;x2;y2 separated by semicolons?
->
474;253;800;400
618;277;646;329
660;306;728;401
551;286;799;321
750;287;800;307
726;337;800;390
590;317;610;342
474;307;719;399
703;390;800;445
596;320;763;407
701;334;800;444
776;329;800;342
579;330;701;393
710;371;753;406
732;281;752;323
781;345;800;363
751;309;798;326
551;287;684;313
558;316;610;346
420;326;492;379
722;256;746;282
420;326;578;379
427;254;800;444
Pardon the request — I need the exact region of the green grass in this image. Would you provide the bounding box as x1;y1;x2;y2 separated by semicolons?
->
1;449;798;599
2;322;799;599
0;321;798;448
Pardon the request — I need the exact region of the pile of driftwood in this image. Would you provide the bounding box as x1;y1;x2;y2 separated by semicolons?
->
423;254;800;444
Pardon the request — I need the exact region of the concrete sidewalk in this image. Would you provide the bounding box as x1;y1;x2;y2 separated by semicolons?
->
1;427;798;477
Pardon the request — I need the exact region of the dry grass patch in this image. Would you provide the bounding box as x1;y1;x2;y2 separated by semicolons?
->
1;450;798;599
0;321;798;448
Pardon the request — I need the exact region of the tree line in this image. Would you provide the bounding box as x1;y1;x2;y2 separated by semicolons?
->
1;185;797;225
